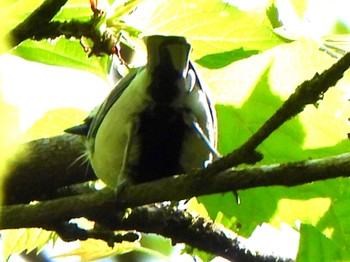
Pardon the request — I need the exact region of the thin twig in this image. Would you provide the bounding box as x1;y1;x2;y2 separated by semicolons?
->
203;51;350;174
54;222;139;244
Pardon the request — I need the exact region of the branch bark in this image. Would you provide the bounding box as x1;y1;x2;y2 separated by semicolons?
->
2;151;350;230
101;205;290;262
8;0;69;47
3;135;96;204
4;136;349;261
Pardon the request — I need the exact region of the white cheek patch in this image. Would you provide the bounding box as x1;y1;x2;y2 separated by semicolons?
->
186;69;196;93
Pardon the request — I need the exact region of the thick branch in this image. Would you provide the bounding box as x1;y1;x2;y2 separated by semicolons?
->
2;152;350;230
3;135;96;204
101;205;290;262
2;151;347;261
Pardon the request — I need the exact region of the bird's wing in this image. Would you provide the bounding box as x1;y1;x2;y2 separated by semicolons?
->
64;67;141;137
87;67;141;139
189;61;218;148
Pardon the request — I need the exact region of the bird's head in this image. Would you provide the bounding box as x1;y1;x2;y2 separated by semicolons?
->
145;35;192;104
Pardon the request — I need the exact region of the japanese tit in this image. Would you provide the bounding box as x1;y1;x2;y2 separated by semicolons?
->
66;35;218;188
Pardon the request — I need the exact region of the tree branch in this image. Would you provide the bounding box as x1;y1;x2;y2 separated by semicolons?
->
203;51;350;174
3;135;96;204
4;142;349;261
8;0;69;47
30;20;95;41
101;205;290;262
54;222;139;244
7;0;134;57
2;152;350;230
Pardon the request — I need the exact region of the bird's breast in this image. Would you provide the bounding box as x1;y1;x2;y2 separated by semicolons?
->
127;104;189;183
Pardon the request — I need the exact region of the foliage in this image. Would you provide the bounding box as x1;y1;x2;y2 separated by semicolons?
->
1;0;350;261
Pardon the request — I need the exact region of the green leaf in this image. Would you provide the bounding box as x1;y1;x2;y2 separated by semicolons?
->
0;0;43;53
1;228;57;260
331;20;350;34
0;0;44;30
266;3;283;29
198;38;350;244
109;0;145;21
54;239;139;261
140;234;173;258
53;5;92;22
10;38;110;79
183;245;214;262
296;224;344;262
289;0;308;20
55;238;169;261
200;39;350;160
23;108;88;140
195;48;260;69
134;0;286;59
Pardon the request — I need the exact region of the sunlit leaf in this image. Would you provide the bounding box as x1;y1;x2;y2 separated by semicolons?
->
54;239;139;261
198;39;350;250
1;228;56;261
296;224;345;261
198;39;350;160
10;38;110;79
195;48;259;69
109;0;145;20
23;108;88;140
270;198;332;227
0;0;44;31
0;54;110;142
132;0;286;59
266;3;282;29
186;197;209;218
289;0;308;20
53;0;92;21
54;238;169;261
0;0;42;53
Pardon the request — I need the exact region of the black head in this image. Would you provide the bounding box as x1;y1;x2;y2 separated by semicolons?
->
145;35;192;104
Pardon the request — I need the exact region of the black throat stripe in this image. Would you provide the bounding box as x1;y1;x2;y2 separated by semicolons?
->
128;104;188;183
148;48;183;104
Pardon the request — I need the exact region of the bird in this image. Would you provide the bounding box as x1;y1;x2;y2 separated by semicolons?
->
66;35;218;188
